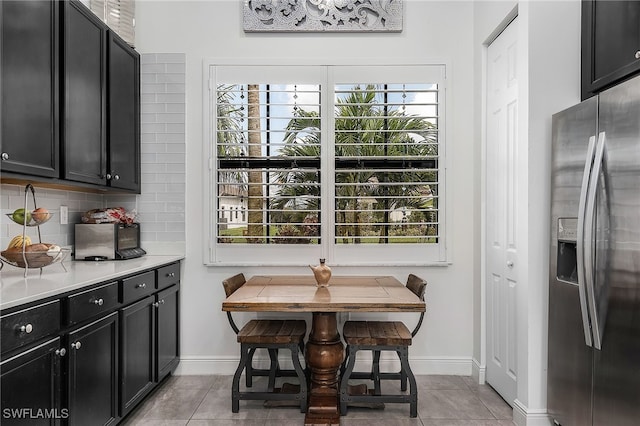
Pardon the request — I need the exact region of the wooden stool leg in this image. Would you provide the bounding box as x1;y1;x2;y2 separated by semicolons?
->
246;347;257;387
339;346;357;415
397;350;408;391
267;348;278;391
372;350;382;395
397;346;418;418
232;343;250;413
289;343;308;413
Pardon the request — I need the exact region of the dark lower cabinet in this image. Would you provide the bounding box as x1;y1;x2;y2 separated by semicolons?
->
0;337;63;426
120;295;155;416
156;284;180;380
67;312;119;426
0;0;59;178
0;262;180;425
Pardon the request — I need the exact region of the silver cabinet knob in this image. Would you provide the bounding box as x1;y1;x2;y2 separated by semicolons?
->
106;173;112;180
160;299;165;305
507;261;514;268
153;302;160;308
136;283;147;289
93;298;104;306
635;50;640;59
71;342;82;350
112;174;120;181
167;272;175;278
55;348;67;357
1;152;9;161
19;324;33;334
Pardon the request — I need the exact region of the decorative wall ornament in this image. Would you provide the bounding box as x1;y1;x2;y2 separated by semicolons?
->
243;0;403;33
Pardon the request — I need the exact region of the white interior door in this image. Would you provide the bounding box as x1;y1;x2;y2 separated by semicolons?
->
485;16;519;406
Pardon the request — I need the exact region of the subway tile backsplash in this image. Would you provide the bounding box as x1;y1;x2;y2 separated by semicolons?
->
1;53;186;254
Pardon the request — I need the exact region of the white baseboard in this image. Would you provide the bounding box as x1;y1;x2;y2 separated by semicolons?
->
513;399;553;426
175;354;473;376
471;358;486;384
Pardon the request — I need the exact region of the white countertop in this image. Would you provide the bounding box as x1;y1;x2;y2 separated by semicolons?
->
0;255;184;311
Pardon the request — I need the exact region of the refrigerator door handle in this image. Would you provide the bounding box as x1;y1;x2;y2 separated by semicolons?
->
577;134;597;347
584;131;608;350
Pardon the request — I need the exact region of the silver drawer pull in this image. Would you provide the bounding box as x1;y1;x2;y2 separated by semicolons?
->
153;302;160;308
635;50;640;60
71;342;82;350
55;348;66;357
136;283;146;289
160;299;165;305
167;272;175;277
19;324;33;334
93;298;104;306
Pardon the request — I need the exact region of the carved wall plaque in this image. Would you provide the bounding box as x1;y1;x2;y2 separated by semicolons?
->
243;0;403;32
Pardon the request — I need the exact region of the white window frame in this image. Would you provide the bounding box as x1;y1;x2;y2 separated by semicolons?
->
203;58;450;266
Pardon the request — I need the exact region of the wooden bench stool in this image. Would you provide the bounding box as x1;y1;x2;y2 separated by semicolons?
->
223;274;308;413
339;274;427;418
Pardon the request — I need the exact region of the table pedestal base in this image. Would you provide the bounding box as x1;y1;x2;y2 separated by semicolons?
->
304;312;344;425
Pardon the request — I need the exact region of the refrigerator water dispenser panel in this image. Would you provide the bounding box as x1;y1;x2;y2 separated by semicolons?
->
557;218;578;284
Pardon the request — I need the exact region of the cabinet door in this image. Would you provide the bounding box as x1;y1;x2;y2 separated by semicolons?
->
67;313;118;426
63;0;107;185
120;295;155;416
108;32;140;192
156;284;180;381
0;337;63;426
0;0;59;177
582;0;640;99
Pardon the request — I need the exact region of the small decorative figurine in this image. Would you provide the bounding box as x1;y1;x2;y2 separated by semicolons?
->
309;258;332;287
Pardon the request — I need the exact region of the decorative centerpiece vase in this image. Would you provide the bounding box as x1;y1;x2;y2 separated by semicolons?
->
310;258;331;287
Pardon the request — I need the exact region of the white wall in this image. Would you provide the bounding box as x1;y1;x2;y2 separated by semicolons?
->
135;0;478;374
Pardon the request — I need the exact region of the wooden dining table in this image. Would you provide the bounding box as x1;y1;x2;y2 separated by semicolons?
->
222;274;426;425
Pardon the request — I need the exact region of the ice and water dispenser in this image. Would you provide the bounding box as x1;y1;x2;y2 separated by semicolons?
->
557;218;579;283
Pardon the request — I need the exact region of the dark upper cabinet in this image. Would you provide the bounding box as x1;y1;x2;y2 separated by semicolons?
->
582;0;640;99
1;0;140;193
67;312;119;426
0;1;59;178
108;32;141;192
63;0;107;186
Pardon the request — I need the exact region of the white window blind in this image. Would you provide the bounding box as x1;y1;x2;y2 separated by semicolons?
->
90;0;135;47
207;64;446;265
333;83;439;244
216;83;323;244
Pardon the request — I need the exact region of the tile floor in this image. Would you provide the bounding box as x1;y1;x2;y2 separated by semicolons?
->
122;374;515;426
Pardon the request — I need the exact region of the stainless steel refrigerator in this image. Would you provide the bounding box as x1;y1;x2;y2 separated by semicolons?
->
548;75;640;426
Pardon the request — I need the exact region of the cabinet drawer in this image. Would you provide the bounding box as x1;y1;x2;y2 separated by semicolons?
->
1;300;60;354
67;281;119;325
121;271;155;304
156;262;180;290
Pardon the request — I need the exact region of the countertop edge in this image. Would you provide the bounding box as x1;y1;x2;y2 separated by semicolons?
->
1;255;184;311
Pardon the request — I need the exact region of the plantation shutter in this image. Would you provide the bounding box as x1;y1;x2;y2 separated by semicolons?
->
211;66;326;264
330;65;446;263
207;64;447;265
90;0;135;46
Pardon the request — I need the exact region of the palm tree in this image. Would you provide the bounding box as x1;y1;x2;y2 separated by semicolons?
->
271;84;437;243
246;84;264;240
